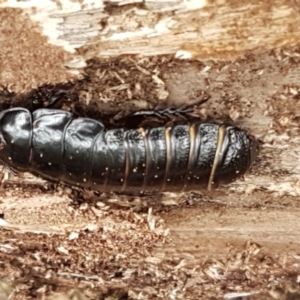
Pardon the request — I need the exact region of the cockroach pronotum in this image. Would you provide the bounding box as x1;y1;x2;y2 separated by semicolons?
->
0;107;259;192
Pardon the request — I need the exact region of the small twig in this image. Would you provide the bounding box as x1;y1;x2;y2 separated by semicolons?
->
58;272;103;281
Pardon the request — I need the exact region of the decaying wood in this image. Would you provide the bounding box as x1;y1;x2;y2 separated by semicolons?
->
1;0;300;92
2;0;300;60
0;0;300;299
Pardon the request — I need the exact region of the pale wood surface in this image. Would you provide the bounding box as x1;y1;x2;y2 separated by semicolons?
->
1;0;299;59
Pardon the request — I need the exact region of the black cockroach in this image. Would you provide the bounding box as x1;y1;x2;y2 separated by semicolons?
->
0;107;259;192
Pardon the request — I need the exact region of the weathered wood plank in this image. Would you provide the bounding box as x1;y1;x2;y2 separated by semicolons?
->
1;0;299;60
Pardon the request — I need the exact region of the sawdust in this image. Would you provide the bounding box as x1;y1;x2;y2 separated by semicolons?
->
0;8;74;93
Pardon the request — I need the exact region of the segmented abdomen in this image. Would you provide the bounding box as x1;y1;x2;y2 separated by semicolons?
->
0;108;259;192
